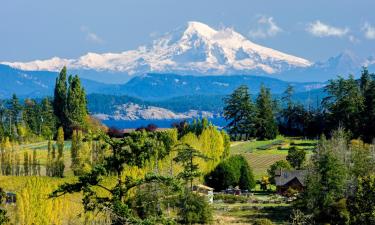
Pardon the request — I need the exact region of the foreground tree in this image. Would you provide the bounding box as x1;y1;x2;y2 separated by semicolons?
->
174;143;212;224
298;132;348;224
348;175;375;225
51;132;180;225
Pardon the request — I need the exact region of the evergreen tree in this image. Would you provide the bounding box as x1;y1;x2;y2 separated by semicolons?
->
255;85;278;140
323;75;364;138
348;175;375;224
40;98;57;139
23;99;40;135
51;133;180;225
359;68;375;142
9;94;21;126
66;75;87;134
224;85;256;140
205;155;255;191
299;133;348;223
174;143;209;191
53;67;68;130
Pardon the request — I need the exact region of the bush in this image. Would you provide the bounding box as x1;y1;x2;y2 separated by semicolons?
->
214;194;249;204
253;218;274;225
178;192;212;224
205;155;255;191
284;187;299;198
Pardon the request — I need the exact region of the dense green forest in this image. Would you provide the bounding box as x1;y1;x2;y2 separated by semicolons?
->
224;68;375;142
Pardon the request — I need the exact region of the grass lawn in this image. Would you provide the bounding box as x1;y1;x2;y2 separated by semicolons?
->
213;202;292;224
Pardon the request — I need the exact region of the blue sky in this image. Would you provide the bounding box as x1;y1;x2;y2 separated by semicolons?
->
1;0;375;62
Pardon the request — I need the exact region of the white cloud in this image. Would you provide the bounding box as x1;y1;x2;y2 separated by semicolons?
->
306;21;349;37
348;35;360;44
86;32;103;43
362;22;375;39
248;16;282;39
80;26;104;44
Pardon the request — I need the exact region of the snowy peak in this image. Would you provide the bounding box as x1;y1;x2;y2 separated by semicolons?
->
184;21;217;38
2;21;312;77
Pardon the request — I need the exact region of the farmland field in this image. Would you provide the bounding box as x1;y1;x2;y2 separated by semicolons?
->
231;136;317;178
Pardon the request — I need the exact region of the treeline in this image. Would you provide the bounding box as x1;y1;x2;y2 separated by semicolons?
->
0;66;104;178
0;66;90;142
224;67;375;143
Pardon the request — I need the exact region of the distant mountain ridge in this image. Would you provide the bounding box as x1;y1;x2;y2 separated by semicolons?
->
0;64;325;100
108;73;325;100
0;63;326;121
0;64;111;98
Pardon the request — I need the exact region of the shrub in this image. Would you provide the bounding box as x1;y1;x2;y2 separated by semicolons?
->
253;218;274;225
205;155;255;191
178;192;212;224
284;187;299;198
214;194;249;204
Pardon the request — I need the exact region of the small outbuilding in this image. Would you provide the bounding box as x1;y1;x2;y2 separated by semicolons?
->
275;169;307;195
193;184;214;204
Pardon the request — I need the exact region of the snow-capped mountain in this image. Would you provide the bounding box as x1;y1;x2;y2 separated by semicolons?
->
2;21;312;77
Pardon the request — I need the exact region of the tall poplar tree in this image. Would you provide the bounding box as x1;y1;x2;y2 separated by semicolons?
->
66;75;87;134
53;67;68;130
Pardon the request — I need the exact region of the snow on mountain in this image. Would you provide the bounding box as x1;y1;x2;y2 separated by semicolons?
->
2;21;312;76
92;102;215;121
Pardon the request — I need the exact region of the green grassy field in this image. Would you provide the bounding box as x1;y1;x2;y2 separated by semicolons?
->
230;136;317;179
